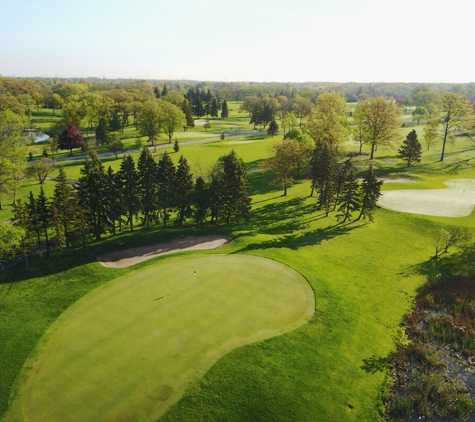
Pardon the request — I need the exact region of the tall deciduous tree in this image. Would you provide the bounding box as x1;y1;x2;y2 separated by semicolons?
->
138;99;162;150
423;119;439;151
308;91;349;153
160;101;186;143
437;93;474;161
354;96;402;159
398;129;422;167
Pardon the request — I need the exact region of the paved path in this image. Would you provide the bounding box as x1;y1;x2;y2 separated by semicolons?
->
55;130;267;163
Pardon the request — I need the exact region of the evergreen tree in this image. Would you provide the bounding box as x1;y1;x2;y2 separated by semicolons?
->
208;163;225;224
103;166;122;234
109;112;121;132
192;176;209;226
26;191;42;250
154;86;161;98
174;155;194;227
182;99;195;128
77;151;108;240
52;166;82;247
398;129;422;167
137;147;158;229
157;152;176;227
309;141;338;216
336;161;360;223
95;117;109;146
193;96;205;118
357;165;383;222
36;186;52;258
161;84;168;96
267;120;279;136
117;155;140;232
221;100;229;118
220;150;251;223
211;97;219;118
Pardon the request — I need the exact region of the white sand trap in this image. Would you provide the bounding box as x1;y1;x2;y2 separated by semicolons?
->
99;235;229;268
378;179;475;217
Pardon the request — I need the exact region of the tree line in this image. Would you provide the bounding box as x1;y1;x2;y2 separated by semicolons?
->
5;149;251;269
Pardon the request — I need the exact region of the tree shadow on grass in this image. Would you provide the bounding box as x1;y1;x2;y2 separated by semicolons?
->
360;354;393;374
399;243;475;281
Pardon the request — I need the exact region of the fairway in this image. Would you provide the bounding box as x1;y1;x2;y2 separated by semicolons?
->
8;254;314;422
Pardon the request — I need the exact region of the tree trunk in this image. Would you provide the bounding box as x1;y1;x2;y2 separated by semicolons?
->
370;143;376;160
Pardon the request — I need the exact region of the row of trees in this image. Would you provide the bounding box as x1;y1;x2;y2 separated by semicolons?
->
9;149;251;266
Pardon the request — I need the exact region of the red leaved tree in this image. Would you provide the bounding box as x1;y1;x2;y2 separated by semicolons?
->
58;124;85;155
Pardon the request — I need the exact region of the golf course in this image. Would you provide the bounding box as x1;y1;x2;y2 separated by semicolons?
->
1;87;475;421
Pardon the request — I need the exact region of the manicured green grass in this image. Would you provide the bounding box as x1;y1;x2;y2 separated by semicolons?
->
1;106;474;421
5;255;313;422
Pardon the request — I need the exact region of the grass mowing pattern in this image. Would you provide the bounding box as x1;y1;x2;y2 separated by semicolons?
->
6;255;313;422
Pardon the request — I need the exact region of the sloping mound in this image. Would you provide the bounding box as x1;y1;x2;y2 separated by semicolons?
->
7;255;314;422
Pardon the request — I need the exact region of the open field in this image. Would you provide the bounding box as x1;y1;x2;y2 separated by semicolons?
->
1;104;475;421
5;255;314;422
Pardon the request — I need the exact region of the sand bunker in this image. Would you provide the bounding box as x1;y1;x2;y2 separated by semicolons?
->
378;179;475;217
99;235;229;268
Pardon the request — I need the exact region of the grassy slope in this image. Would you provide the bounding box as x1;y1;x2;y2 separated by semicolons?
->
1;108;475;421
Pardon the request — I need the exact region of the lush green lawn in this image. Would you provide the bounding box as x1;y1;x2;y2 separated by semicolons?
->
5;255;313;422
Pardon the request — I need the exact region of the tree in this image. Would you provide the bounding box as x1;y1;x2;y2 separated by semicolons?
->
309;141;338;215
220;150;251;223
356;165;383;222
412;107;429;125
77;151;108;240
293;96;312;126
211;97;219;118
192;176;209;225
398;129;422;167
157;152;176;227
354;96;402;159
221;100;229;118
27;158;55;184
181;99;195;128
203;120;211;131
161;101;186;143
423;118;439;151
433;227;472;258
437;93;474;162
262;139;307;196
138;99;162;150
308;91;349;154
335;161;360;223
36;186;52;258
107;133;124;158
0;224;25;268
95;117;109;146
267;120;279;136
57;124;85;155
117;155;140;232
174;155;194;226
137;147;158;229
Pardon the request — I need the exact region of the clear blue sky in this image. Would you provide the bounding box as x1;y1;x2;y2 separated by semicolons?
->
1;0;472;83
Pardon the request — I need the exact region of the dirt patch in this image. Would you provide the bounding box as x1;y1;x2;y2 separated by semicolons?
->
99;235;229;268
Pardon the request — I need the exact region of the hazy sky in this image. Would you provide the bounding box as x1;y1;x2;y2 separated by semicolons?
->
1;0;472;83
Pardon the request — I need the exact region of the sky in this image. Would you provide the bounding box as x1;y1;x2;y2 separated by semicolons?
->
1;0;473;83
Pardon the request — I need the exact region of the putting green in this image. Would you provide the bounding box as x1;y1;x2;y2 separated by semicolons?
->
8;254;314;422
